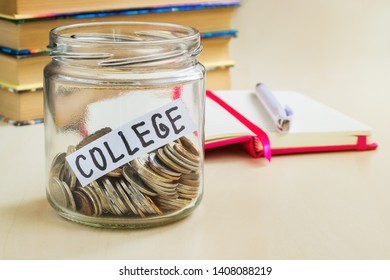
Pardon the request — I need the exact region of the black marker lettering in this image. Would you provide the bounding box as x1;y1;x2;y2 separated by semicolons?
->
103;141;125;163
131;121;154;148
151;113;169;139
165;106;185;134
75;154;93;178
118;131;139;155
89;147;107;171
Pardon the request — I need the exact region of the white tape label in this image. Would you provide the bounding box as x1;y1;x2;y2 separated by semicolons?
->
66;99;196;186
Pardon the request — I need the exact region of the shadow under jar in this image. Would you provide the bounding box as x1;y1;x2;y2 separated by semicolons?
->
44;22;205;228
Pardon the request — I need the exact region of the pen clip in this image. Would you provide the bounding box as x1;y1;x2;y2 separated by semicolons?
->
255;83;294;133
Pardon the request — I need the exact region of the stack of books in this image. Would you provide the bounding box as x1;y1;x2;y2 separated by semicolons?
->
0;0;240;125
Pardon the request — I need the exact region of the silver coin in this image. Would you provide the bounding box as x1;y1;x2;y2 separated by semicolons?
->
50;152;66;169
49;162;64;180
115;180;138;216
122;165;158;197
48;177;69;209
140;175;178;194
131;156;173;183
127;184;155;215
102;178;128;215
61;180;76;211
121;182;148;217
90;181;111;214
148;153;181;180
132;191;156;215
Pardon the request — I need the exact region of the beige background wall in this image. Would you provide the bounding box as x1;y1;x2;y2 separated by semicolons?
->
230;0;390;132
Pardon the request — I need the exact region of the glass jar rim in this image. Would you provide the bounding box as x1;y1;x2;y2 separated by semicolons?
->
49;21;200;48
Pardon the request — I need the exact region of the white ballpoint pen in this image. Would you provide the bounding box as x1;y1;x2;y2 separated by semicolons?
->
255;83;293;133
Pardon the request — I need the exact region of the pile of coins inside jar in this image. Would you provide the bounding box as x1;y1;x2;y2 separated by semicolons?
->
47;128;200;217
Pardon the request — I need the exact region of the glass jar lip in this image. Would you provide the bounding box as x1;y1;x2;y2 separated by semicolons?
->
49;21;200;47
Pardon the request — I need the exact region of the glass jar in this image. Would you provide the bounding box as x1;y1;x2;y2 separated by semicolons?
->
44;22;205;228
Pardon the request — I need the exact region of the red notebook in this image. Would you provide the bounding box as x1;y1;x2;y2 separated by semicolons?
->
205;90;377;159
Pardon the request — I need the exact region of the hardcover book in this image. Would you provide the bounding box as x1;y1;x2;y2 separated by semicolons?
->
205;90;377;158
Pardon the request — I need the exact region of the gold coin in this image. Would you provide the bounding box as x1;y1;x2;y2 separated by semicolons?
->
173;142;200;164
179;178;199;187
181;172;200;180
78;186;100;216
179;136;199;156
163;145;197;172
156;148;191;174
167;143;199;168
145;196;163;215
84;185;103;216
140;175;177;193
107;167;122;177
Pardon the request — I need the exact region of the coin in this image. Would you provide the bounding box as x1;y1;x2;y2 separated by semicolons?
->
76;127;112;150
102;178;128;215
67;167;78;190
78;186;99;216
107;167;122;177
61;181;76;211
179;178;199;187
90;181;111;214
84;185;103;216
48;131;202;218
122;165;158;197
50;152;66;169
172;142;200;164
121;183;147;217
145;196;163;215
48;177;69;209
92;180;118;215
156;148;191;174
166;143;198;168
49;162;64;180
157;197;191;210
163;145;197;172
140;175;177;194
73;190;94;216
115;180;138;216
131;156;173;183
148;153;181;180
181;172;200;180
178;136;199;157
